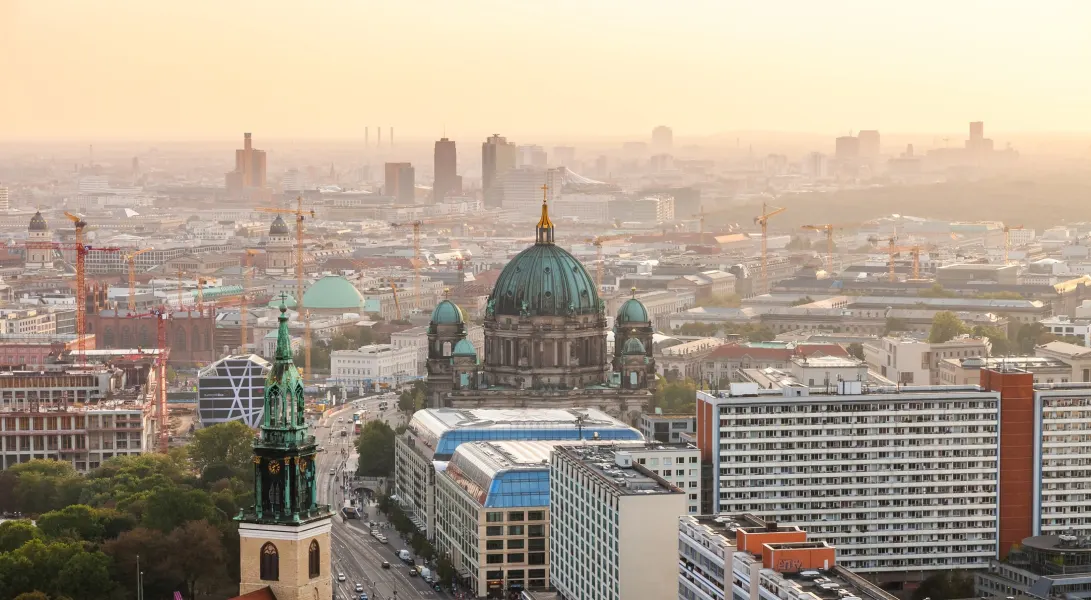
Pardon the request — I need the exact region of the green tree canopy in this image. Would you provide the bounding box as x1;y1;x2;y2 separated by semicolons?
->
398;380;428;414
356;420;396;477
912;570;975;600
928;311;970;343
847;342;865;360
0;520;41;553
188;420;255;478
650;378;697;414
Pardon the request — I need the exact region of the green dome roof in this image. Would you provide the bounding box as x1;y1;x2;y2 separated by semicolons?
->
302;276;364;310
431;300;464;325
452;338;477;357
489;244;600;317
617;298;649;324
622;337;647;355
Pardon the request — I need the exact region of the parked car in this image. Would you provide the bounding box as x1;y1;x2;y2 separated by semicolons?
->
407;567;418;577
337;573;346;582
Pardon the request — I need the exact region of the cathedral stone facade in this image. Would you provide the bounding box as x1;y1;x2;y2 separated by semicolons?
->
425;192;655;420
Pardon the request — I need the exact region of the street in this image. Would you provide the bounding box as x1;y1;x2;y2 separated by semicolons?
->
313;394;442;600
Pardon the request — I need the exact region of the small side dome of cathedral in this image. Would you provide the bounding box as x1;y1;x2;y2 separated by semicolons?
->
29;210;48;232
616;297;649;324
622;336;647;355
269;215;290;235
431;299;464;325
452;338;477;357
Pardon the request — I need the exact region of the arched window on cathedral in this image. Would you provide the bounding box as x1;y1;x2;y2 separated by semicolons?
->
308;540;320;578
443;341;451;357
192;326;202;350
260;542;279;581
174;327;187;352
120;326;132;347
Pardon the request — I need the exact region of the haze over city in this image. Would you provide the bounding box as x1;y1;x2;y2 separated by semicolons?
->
7;4;1091;600
5;1;1091;140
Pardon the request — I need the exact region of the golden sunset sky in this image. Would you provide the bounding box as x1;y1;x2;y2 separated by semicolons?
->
3;0;1089;140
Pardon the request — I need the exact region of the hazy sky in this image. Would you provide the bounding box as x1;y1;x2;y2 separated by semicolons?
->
3;1;1090;140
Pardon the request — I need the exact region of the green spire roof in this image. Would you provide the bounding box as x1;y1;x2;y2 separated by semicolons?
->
617;297;649;324
452;338;477;357
431;299;464;325
622;336;647;355
260;297;308;443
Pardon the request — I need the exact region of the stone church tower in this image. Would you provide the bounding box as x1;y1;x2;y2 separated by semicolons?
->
235;301;332;600
265;215;294;276
25;210;54;271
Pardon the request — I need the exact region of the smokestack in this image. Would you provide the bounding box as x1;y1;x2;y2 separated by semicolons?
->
378;127;382;145
244;133;252;151
365;127;369;148
390;127;394;148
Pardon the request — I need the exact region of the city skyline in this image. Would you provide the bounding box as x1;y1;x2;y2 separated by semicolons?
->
5;1;1091;140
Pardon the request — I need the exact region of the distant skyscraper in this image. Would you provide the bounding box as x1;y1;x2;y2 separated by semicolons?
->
282;168;306;192
433;138;459;203
517;145;548;169
482;134;516;208
385;162;416;204
225;133;267;196
835;136;860;161
970;121;984;143
858;130;880;159
0;185;8;211
652;125;673;152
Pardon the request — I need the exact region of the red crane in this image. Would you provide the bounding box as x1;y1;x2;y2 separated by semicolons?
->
26;231;120;363
124;309;171;453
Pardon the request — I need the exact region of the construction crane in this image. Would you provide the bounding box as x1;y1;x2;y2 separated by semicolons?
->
240;249;259;353
124;248;154;313
1003;225;1025;264
390;283;403;320
257;196;314;383
869;235;926;281
125;309;170;453
587;234;629;290
390;215;465;301
754;201;786;292
692;206;736;245
800;224;835;272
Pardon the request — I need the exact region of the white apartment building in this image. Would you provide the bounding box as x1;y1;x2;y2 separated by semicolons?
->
0;309;59;335
678;514;898;600
627;443;702;515
863;335;990;385
629;195;675;224
639;413;696;445
1040;316;1091;347
330;344;417;384
1;403;151;471
698;383;1001;574
1036;387;1091;536
550;444;686;600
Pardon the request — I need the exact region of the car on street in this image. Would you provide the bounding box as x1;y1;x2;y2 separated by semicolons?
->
330;468;335;474
359;594;368;600
337;573;346;582
354;584;363;592
407;567;418;577
381;561;390;569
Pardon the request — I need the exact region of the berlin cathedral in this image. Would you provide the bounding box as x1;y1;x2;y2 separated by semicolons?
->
425;194;655;421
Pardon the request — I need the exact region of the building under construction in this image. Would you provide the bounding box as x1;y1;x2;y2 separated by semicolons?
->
0;354;162;472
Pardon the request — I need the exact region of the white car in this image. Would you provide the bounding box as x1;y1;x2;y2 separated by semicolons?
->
337;573;346;582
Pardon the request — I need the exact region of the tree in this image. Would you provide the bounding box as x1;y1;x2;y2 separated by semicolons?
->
163;520;228;600
398;380;427;414
356;420;396;477
650;378;697;415
142;488;217;532
912;570;975;600
789;296;815;307
55;550;116;600
699;294;742;308
37;505;105;542
847;342;865;361
919;283;957;298
672;323;721;336
188;420;255;477
883;317;910;336
972;325;1012;355
0;520;41;553
13;593;50;600
928;311;969;343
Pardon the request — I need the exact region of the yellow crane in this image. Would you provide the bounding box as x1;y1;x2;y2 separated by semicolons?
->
124;248;153;312
754;201;786;292
390;215;465;301
240;249;259;352
257;196;315;383
1003;224;1024;264
869;236;926;281
587;234;629;290
800;225;835;272
390;283;403;321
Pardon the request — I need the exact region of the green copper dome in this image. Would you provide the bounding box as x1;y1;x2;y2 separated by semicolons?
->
622;337;647;355
452;338;477;357
431;299;464;325
617;298;649;324
302;276;365;310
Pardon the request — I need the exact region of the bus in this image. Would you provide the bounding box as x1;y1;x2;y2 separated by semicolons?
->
354;421;364;434
341;501;360;519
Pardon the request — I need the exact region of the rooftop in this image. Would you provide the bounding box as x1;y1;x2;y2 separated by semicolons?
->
556;443;682;496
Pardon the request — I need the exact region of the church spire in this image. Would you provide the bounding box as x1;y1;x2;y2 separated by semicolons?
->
535;183;554;245
274;295;292;361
